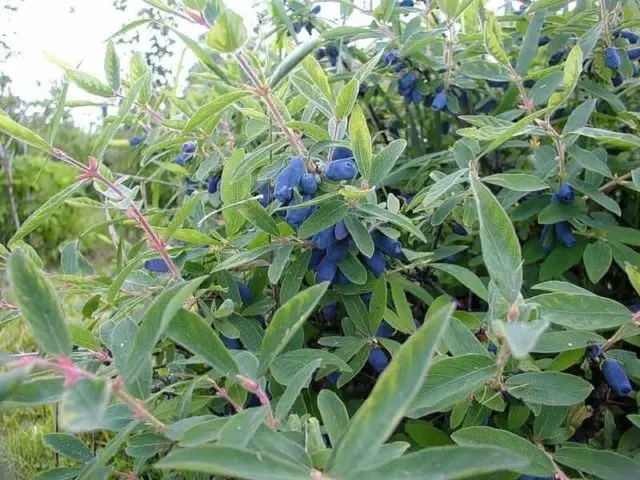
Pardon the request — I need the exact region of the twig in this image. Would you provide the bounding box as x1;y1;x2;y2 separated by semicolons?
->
236;375;279;428
208;379;244;414
599;171;633;193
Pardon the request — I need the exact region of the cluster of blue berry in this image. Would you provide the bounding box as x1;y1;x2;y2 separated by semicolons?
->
540;184;576;252
292;4;321;35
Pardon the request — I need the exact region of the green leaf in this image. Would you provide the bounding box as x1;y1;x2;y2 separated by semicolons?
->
8;181;87;248
430;263;489;301
317;390;350;447
156;445;311;479
326;298;454;475
369;275;387;333
452;426;553;476
470;172;522;302
239;200;280;236
572;127;640;149
221;149;252;236
302;55;333;104
484;174;548;192
184;91;251;132
218;407;266;448
583;241;612;283
567;145;612;177
554;45;582;106
569;178;621;216
122;277;206;383
269;38;322;88
59;378;112;432
167;309;239;376
104;41;120;91
532;330;605;353
275;360;322;422
168;26;230;85
259;282;329;373
370;139;407;187
0;112;51;152
531;292;631;330
357;203;427;242
505;372;593;406
297;200;349;239
285;121;331;142
49;80;69;145
422;169;467;208
212;245;277;273
43;433;93;463
390;282;416;334
65;70;113;97
343;214;374;257
515;11;544;75
279;250;311;303
338;254;368;285
8;250;71;355
408;354;496;418
270;349;351;385
206;9;247;52
76;421;138;480
348;104;373;181
164;193;203;243
554;446;640;480
343;294;372;335
268;244;294;284
496;319;550;359
126;432;171;458
345;445;528;480
111;318;151;399
33;468;81;480
335;79;359;120
484;13;510;65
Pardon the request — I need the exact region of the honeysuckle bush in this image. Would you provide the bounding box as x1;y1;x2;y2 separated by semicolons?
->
2;0;640;478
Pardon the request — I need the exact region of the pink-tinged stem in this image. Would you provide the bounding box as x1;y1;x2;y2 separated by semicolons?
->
10;356;166;432
236;374;279;428
209;379;244;414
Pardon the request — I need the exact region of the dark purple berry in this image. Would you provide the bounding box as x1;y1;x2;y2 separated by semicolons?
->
311;5;321;14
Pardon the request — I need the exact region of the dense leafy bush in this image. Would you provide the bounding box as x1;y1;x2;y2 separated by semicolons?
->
2;0;640;478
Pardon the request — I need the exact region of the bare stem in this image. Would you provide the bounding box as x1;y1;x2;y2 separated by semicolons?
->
234;51;305;156
599;171;633;192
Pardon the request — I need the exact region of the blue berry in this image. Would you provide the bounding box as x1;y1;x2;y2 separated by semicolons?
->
612;72;623;87
360;292;372;306
128;135;144;146
325;239;350;262
182;141;197;153
312;228;336;250
538;35;551;46
620;31;639;44
523;79;536;88
184;178;197;195
316;48;326;60
368;348;389;373
293;22;303;33
258;182;272;206
487;80;508;88
311;249;324;270
452;222;467;236
334;220;348;240
285;196;315;228
398;72;417;95
587;344;602;359
236;281;253;304
371;231;403;258
208;175;220;194
222;336;241;350
331;147;354;161
488;342;498;354
540;224;555;253
477;99;497;113
325;159;357;181
549;49;566;65
362;249;386;277
605;47;621;69
322;302;337;319
299;173;318;195
376;321;394;338
602;359;632;395
557;184;575;203
327;371;340;384
398;0;414;6
311;5;321;14
144;258;169;273
317;255;338;283
174;151;193;166
431;91;447;111
555;221;576;248
383;49;400;67
275;157;305;203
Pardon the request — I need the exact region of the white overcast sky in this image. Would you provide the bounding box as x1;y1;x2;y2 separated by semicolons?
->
0;0;505;127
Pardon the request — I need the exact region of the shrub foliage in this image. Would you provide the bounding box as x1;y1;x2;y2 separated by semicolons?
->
2;0;640;479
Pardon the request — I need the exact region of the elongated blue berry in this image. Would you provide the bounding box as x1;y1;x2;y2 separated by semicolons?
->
362;249;386;277
331;147;354;161
587;344;602;359
275;157;305;203
376;321;393;338
477;99;497;113
398;72;417;95
620;31;639;44
371;231;403;258
398;0;414;7
222;336;241;350
540;224;555;253
538;35;551;46
145;258;169;273
602;359;632;395
258;182;272;206
174;152;193;166
612;72;623;87
555;221;576;248
523;79;536;88
383;49;400;67
299;173;318;195
605;47;621;69
315;48;326;60
322;302;337;319
325;159;357;181
293;22;303;33
334;220;348;240
285;196;314;228
452;222;467;236
488;342;498;354
368;348;389;373
129;135;144;146
311;249;324;270
208;175;220;194
549;49;566;65
431;91;447;111
316;255;338;283
312;228;335;250
182;141;197;153
327;371;340;385
326;239;350;262
486;80;508;88
557;184;575;203
236;281;253;303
